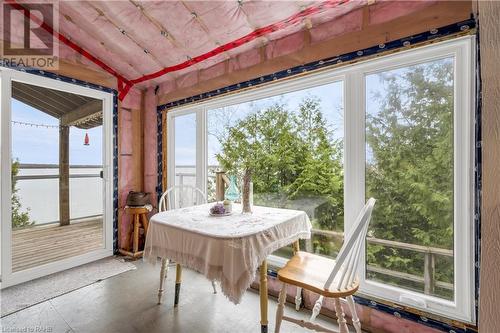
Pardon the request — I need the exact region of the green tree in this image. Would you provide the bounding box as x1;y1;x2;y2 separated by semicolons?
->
288;97;344;230
365;58;454;292
11;159;35;228
216;96;344;233
216;103;303;194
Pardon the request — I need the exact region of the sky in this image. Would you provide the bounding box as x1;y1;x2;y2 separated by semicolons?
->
11;99;103;165
174;81;345;167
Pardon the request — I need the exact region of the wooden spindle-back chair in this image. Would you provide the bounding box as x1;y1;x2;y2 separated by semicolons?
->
274;198;376;333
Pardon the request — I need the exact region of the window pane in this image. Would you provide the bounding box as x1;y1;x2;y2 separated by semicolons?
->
207;82;344;259
365;57;454;300
174;113;197;188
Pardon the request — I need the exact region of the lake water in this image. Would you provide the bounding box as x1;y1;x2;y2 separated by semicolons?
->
16;166;103;225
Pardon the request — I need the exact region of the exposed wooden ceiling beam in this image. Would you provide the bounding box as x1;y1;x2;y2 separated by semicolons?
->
61;99;102;126
12;82;74;113
12;88;61;119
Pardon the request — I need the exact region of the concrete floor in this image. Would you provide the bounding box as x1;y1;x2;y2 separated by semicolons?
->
1;259;339;333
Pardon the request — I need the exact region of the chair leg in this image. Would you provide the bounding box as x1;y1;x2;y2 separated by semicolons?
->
157;258;169;304
174;264;182;307
211;280;217;294
333;298;349;333
310;295;323;322
346;296;362;333
274;283;287;333
295;287;302;311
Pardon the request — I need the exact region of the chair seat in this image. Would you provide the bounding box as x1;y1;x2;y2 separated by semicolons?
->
277;251;359;298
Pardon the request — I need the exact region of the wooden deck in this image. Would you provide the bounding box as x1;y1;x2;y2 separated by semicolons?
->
12;218;103;272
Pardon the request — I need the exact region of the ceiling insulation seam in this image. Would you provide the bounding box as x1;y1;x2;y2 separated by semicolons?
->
57;2;147;78
84;1;166;70
180;1;230;62
129;0;352;85
128;0;203;73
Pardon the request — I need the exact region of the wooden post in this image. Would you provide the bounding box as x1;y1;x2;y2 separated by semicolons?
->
59;124;70;226
132;107;144;191
423;252;435;295
215;171;226;201
479;2;500;331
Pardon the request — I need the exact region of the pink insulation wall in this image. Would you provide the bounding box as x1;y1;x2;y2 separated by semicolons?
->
117;86;157;248
118;105;133;247
117;88;142;249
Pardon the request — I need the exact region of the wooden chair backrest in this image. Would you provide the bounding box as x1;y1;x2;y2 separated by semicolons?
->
158;185;207;212
324;198;376;291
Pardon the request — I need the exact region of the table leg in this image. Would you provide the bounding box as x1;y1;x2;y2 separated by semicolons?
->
158;258;168;304
174;264;182;307
260;260;268;333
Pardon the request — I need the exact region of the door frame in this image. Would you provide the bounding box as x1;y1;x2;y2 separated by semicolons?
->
0;68;114;288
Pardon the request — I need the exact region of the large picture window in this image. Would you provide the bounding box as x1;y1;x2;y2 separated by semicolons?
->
166;37;475;323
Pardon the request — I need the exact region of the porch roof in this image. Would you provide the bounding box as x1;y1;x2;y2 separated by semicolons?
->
12;81;102;129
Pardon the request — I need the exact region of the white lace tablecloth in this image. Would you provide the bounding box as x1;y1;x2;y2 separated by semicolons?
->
144;203;311;304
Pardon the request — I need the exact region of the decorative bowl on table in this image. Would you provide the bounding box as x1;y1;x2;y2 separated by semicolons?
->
209;203;232;217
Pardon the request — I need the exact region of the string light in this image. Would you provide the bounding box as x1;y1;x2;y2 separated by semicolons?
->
11;112;102;129
11;120;61;128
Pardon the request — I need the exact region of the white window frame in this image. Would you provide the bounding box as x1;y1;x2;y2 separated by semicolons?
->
0;68;115;288
351;37;475;324
165;36;475;323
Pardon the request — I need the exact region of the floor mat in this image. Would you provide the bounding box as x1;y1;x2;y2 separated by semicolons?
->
1;256;136;317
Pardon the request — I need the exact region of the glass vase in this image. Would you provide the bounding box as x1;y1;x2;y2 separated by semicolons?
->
225;175;240;202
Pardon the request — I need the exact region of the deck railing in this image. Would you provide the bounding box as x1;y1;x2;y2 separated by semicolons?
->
14;164;103;225
15;163;102;180
311;229;453;294
177;166;454;296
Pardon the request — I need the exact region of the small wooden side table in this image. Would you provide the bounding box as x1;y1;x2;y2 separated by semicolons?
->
119;205;151;258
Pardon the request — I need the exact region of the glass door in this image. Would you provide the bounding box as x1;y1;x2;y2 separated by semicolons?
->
1;69;114;287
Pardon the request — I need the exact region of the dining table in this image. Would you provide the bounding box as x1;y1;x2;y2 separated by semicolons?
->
144;203;312;333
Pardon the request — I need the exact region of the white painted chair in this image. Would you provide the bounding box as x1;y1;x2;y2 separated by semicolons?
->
274;198;376;333
158;185;207;212
156;185;217;307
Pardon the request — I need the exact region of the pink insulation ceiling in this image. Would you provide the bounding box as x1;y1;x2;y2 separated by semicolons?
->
3;0;437;99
